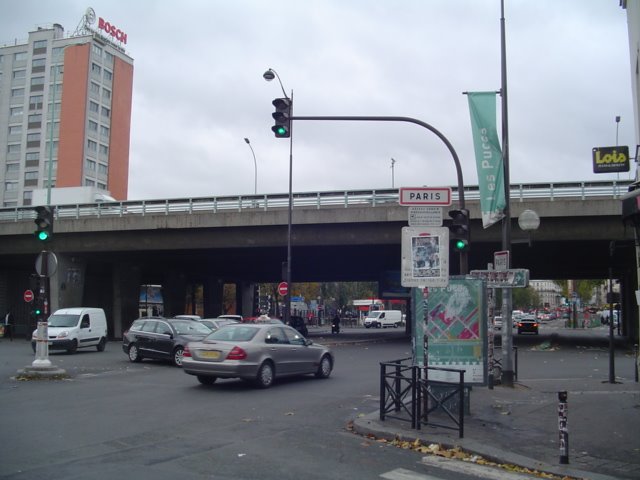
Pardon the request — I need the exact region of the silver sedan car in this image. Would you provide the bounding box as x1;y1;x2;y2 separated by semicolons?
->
182;323;334;388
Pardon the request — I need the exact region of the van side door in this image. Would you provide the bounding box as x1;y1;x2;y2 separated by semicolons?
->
78;314;98;347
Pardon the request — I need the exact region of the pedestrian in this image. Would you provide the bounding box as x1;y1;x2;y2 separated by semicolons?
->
4;309;14;341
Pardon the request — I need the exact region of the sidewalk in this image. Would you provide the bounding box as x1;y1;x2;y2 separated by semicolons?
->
352;330;640;480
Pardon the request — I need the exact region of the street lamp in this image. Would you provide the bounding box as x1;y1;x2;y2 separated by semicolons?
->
263;68;293;325
243;138;258;195
390;158;396;188
518;209;540;247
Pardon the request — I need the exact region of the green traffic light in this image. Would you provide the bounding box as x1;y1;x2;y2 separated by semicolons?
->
276;126;288;136
38;231;50;241
35;309;41;315
454;239;468;251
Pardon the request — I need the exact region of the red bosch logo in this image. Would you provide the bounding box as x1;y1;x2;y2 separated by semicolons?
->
98;17;128;44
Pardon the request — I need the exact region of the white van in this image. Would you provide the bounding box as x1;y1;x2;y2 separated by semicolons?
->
364;310;402;329
31;307;108;354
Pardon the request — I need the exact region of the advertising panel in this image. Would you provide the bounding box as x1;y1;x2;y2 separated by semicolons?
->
414;277;487;384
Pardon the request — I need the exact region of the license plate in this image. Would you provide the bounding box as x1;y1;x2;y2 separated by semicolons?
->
200;351;220;359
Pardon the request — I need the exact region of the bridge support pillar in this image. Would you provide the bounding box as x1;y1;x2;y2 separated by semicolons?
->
203;277;224;318
239;282;256;319
113;263;141;338
163;272;188;318
53;254;86;313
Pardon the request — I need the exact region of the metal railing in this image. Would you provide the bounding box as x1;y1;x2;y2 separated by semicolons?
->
379;357;466;437
0;180;631;223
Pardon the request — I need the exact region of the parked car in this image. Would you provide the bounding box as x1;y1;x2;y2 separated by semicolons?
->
122;317;211;366
200;318;239;331
493;316;503;331
218;314;243;322
517;315;539;335
182;323;334;388
173;314;202;321
287;315;308;336
31;307;108;354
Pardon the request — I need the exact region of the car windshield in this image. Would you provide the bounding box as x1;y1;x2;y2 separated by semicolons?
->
206;325;259;342
171;320;211;335
48;314;79;328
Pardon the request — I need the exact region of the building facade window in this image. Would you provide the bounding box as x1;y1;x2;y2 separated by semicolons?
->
88;120;98;132
8;144;21;153
24;171;39;186
6;163;19;174
100;125;110;137
89;101;99;113
98;164;108;176
90;82;100;95
87;139;97;152
13;69;26;79
92;44;103;57
102;88;111;100
28;113;42;128
26;152;39;167
5;182;18;191
104;69;113;81
10;106;23;116
14;52;27;61
12;88;25;97
8;125;22;135
91;63;101;75
84;179;95;187
101;106;110;118
85;159;96;172
99;144;109;155
29;95;44;110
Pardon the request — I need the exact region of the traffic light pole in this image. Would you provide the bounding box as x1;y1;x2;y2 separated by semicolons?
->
292;114;467;273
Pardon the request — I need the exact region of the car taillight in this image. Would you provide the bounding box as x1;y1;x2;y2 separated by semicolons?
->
183;345;192;358
226;346;247;360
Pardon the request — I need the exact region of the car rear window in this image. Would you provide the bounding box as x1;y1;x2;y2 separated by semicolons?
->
207;325;259;342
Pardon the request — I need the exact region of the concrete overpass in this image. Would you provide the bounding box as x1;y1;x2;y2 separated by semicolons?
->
0;180;636;339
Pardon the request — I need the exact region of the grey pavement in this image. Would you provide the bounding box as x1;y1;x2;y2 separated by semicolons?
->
340;326;640;480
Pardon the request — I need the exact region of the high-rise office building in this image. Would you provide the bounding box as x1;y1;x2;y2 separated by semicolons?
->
0;10;133;207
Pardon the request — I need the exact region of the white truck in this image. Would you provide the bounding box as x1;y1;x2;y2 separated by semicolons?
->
363;310;402;329
31;186;116;206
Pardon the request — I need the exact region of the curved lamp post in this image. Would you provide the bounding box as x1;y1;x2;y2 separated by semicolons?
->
243;138;258;195
263;68;293;325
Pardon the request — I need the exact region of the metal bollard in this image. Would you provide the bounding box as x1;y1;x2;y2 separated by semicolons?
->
558;391;569;464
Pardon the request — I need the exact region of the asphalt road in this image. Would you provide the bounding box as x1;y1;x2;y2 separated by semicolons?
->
0;324;634;480
0;336;493;480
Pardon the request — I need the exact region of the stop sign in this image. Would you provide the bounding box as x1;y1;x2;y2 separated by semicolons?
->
278;282;288;296
24;289;34;303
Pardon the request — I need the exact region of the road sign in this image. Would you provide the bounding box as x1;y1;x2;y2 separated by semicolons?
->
278;282;288;296
24;290;34;303
408;206;443;226
399;187;452;206
401;227;449;287
494;251;509;272
469;269;529;288
35;250;58;277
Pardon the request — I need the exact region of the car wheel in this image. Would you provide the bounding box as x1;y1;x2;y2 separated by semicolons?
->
172;346;185;367
376;322;381;329
128;343;142;362
315;355;332;379
394;323;399;328
96;338;106;352
197;375;217;385
364;324;370;329
67;339;78;354
255;361;274;389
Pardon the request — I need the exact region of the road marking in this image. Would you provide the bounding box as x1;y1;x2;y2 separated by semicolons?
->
421;456;539;479
380;468;443;480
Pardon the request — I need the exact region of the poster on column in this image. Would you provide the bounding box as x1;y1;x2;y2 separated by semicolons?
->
415;277;487;385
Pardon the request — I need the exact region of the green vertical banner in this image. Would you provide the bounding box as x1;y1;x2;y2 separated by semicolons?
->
467;92;506;228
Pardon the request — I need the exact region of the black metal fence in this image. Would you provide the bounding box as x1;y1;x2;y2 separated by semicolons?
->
379;357;466;438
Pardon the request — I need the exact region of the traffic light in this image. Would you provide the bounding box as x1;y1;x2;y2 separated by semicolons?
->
448;208;470;252
271;97;292;138
34;206;54;242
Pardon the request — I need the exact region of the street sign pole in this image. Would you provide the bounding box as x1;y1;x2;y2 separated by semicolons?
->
32;250;51;368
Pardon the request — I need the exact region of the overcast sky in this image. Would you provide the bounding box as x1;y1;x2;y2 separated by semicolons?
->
2;1;636;200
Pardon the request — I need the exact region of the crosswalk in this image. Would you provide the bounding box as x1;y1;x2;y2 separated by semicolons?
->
381;457;541;479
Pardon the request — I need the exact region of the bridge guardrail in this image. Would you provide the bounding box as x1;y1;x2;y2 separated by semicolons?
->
0;180;631;222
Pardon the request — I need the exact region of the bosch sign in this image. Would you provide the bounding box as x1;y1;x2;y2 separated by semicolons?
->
98;17;127;44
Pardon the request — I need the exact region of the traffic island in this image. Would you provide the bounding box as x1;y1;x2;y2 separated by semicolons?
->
15;364;68;380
